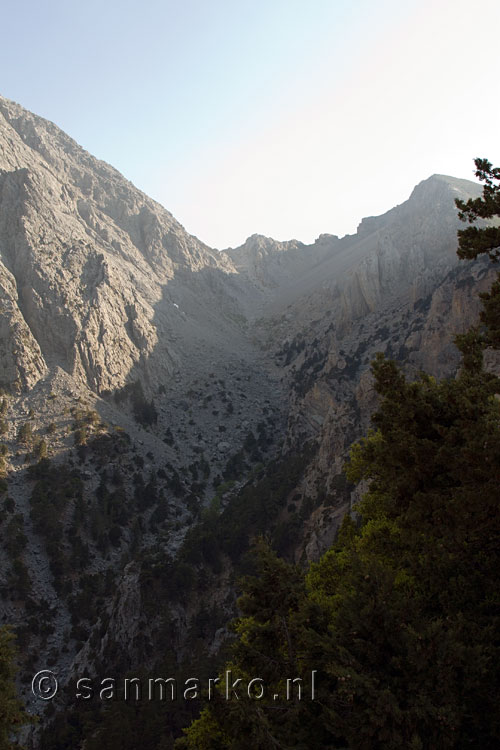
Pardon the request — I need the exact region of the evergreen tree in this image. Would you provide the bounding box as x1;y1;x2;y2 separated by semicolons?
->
177;159;500;748
455;158;500;261
0;627;33;748
455;157;500;345
16;423;32;447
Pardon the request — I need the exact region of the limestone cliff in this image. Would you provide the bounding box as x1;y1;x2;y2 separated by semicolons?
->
0;94;240;395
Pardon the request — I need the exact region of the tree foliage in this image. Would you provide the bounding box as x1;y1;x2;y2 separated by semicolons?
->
455;158;500;261
0;627;33;748
456;157;500;345
177;161;500;749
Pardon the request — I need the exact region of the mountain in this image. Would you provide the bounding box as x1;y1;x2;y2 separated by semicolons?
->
0;95;246;395
0;94;494;748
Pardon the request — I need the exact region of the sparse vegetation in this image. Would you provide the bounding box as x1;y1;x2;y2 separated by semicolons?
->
17;421;33;446
0;627;33;744
114;381;157;426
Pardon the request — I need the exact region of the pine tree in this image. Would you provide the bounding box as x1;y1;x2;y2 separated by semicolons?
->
16;423;32;447
456;157;500;345
177;161;500;749
0;627;34;748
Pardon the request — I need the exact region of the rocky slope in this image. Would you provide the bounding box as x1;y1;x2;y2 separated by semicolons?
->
244;174;492;558
0;94;247;395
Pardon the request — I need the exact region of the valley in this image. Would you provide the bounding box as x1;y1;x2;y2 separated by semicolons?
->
0;93;496;748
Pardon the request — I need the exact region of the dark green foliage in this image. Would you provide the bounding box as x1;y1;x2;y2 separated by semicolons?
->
4;515;26;558
149;494;170;529
135;473;158;512
68;571;115;637
179;345;500;748
293;345;329;396
178;447;314;577
74;427;86;446
36;439;48;460
166;467;183;497
222;450;247;481
71;408;102;450
198;456;210;479
28;459;83;589
178;170;500;748
456;158;500;345
163;427;175;446
134;398;158;427
7;558;31;599
16;422;33;446
90;480;131;554
133;454;144;469
0;627;34;747
175;544;315;750
87;429;131;473
455;158;500;261
278;335;306;366
114;381;157;426
256;421;270;450
108;524;122;547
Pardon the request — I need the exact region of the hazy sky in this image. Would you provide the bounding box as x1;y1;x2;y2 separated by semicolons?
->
2;0;499;248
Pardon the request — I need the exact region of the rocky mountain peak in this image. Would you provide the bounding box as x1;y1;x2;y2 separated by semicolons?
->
408;172;481;206
0;93;243;394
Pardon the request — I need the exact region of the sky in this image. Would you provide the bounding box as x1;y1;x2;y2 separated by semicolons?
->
2;0;500;249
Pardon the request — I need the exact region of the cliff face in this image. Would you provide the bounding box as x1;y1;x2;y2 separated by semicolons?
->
282;255;496;560
0;92;486;408
242;174;490;559
0;95;241;395
223;233;337;300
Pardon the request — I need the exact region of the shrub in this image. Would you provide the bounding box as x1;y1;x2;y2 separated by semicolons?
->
17;422;33;445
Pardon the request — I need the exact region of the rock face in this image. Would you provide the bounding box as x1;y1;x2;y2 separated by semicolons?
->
0;95;240;395
223;233;337;301
254;174;492;559
0;92;485;406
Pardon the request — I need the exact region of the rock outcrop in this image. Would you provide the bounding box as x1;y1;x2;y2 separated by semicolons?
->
0;95;241;395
